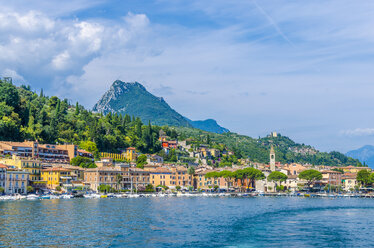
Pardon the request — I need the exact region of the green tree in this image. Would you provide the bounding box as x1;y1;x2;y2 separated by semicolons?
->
0;187;4;194
75;102;80;115
298;169;322;189
136;154;147;169
80;141;99;158
267;171;288;191
176;185;181;191
71;156;96;168
219;170;235;191
357;169;372;187
187;166;195;188
27;186;34;193
145;184;154;192
55;186;62;192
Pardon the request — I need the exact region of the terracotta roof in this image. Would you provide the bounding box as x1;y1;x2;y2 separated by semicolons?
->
78;149;92;154
0;163;8;169
322;170;342;174
41;167;71;172
85;167;121;172
149;167;171;173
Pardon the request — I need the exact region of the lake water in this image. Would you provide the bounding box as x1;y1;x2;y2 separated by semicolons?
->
0;197;373;247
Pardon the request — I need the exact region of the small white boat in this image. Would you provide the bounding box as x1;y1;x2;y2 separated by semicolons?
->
27;194;39;200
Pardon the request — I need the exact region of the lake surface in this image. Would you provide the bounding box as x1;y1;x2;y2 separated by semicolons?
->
0;197;373;247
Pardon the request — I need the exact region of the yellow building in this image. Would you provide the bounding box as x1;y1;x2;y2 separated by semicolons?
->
149;166;192;189
340;166;371;174
210;149;220;158
149;167;173;187
100;152;125;161
0;155;42;181
124;147;137;161
41;167;73;189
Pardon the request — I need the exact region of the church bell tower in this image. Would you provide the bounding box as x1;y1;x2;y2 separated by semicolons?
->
270;145;276;171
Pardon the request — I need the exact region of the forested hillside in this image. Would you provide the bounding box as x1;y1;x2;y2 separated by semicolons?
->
174;127;363;166
0;79;362;167
0;80;163;154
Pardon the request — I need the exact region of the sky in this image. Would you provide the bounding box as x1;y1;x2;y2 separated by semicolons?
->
1;0;374;153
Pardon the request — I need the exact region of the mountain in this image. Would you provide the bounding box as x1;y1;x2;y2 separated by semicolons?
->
93;81;191;127
187;119;229;134
93;80;229;133
346;145;374;168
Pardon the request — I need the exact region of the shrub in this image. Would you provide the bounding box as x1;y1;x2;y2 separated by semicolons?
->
27;186;34;193
145;184;154;192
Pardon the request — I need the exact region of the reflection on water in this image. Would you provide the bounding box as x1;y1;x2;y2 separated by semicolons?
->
0;198;373;247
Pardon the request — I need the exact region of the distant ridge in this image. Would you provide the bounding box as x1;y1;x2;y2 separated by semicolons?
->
93;80;229;133
346;145;374;168
187;119;229;134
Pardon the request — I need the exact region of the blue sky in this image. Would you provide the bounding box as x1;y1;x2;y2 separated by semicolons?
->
1;0;374;153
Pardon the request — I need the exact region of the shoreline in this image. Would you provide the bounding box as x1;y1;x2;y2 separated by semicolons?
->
1;192;374;201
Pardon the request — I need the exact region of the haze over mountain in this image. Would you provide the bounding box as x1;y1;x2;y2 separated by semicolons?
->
93;80;229;133
346;145;374;168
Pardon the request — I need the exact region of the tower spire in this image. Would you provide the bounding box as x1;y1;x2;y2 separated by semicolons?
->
270;145;275;171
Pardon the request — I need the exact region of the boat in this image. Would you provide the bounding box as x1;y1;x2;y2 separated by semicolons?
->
26;194;39;200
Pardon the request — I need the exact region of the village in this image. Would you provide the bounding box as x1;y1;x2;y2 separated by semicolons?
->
0;132;370;198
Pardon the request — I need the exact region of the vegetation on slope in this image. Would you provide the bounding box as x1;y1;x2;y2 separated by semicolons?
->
173;127;362;167
0;79;362;167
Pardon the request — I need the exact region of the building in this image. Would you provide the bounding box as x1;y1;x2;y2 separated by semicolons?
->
126;167;151;191
41;167;73;190
147;154;164;164
162;140;178;149
0;155;46;191
210;149;220;158
283;175;298;192
342;173;357;191
270;146;276;171
124;147;137;161
6;169;29;194
0;155;42;181
61;165;85;181
0;164;7;190
284;163;307;176
196;168;235;191
99;152;125;161
321;170;342;187
149;167;173;187
340;166;371;174
0;141;92;163
171;166;191;188
95;157;114;167
84;167;124;191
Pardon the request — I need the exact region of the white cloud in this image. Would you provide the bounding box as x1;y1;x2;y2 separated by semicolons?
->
1;0;374;152
1;69;25;82
52;51;71;70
